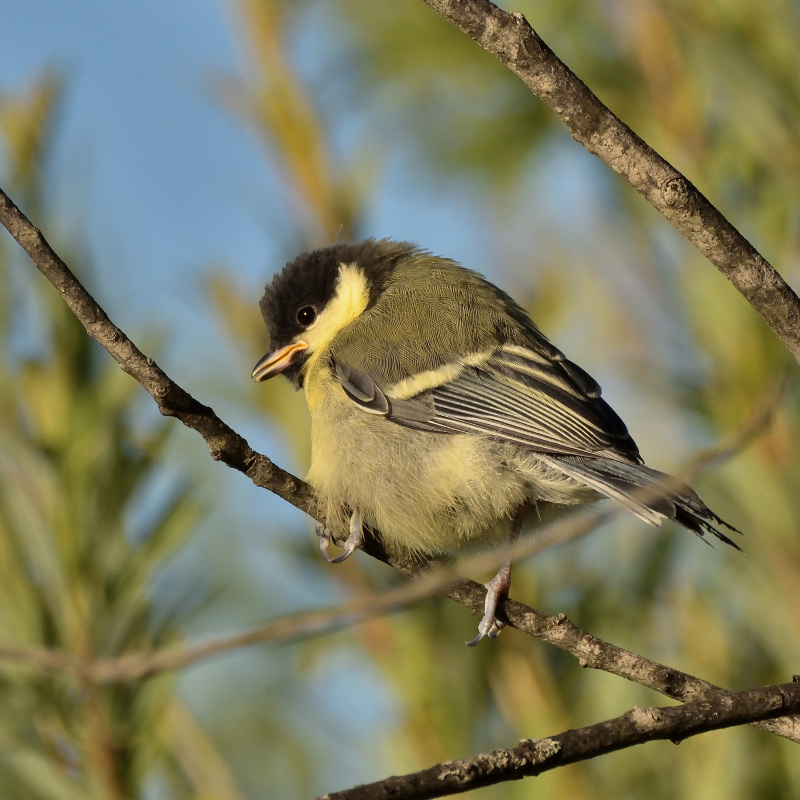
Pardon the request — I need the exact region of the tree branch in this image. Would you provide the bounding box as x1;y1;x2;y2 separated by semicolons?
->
1;186;798;746
316;679;800;800
0;188;318;520
418;0;800;365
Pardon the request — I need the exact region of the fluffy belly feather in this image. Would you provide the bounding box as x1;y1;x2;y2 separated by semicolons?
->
305;373;598;555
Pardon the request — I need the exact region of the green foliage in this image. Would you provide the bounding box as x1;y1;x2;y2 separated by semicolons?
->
3;1;800;798
0;79;242;800
214;0;800;797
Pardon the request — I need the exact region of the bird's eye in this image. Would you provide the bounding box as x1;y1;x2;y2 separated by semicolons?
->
296;305;317;327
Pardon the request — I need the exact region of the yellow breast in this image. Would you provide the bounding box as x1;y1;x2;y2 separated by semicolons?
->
304;362;530;555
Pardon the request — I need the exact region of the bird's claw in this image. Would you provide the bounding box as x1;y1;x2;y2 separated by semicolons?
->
466;617;506;647
316;522;336;561
466;565;512;647
316;511;364;564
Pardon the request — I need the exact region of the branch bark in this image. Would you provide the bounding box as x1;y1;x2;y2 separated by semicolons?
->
0;188;318;521
2;8;797;796
418;0;800;365
316;679;800;800
1;186;798;747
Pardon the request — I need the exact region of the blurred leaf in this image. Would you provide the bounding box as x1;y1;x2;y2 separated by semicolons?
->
0;74;240;799
214;1;800;797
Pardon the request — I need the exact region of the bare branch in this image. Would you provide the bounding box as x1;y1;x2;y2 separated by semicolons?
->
0;499;796;742
0;187;319;520
0;505;612;684
316;679;800;800
1;186;797;745
417;0;800;364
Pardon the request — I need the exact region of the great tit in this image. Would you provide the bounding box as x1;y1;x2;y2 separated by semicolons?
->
253;238;739;645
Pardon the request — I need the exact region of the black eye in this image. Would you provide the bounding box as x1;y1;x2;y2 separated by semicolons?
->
295;305;317;327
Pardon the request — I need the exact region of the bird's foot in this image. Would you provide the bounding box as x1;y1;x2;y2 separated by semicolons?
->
466;564;512;647
316;510;364;564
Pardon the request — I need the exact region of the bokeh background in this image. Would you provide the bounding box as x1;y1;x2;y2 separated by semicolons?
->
1;1;799;798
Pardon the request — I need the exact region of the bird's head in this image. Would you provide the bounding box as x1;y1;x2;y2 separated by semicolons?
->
252;239;414;387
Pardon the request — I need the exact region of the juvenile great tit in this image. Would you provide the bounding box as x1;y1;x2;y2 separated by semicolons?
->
253;238;739;645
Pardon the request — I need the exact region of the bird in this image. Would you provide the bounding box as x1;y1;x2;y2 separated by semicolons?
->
252;238;740;645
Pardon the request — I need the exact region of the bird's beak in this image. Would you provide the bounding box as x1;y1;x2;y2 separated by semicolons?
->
251;341;309;382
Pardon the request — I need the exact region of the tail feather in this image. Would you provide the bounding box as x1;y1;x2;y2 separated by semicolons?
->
541;455;742;550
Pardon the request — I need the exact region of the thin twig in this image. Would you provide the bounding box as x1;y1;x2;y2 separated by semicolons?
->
417;0;800;365
0;188;319;519
1;480;796;742
0;186;797;745
316;679;800;799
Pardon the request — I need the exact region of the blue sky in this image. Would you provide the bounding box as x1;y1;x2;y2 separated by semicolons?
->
2;5;417;786
0;0;713;584
0;0;497;346
3;2;266;325
0;0;697;565
1;4;771;794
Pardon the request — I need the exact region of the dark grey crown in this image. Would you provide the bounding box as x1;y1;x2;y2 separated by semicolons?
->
259;238;418;350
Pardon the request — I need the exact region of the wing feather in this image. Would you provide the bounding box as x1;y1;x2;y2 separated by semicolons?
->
333;343;641;463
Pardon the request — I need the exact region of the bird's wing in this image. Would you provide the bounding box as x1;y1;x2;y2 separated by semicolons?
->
333;343;641;462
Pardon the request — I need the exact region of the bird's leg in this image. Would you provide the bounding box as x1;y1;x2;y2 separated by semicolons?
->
315;521;333;558
317;508;364;564
466;517;522;647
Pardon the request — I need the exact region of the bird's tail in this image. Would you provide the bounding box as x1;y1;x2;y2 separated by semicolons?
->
540;455;742;550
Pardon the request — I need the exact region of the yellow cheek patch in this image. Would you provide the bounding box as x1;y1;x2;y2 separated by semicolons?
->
304;263;370;359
